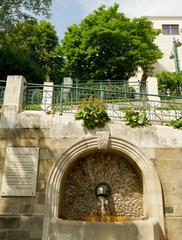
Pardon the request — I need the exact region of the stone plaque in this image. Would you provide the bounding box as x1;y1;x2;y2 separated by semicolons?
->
1;147;39;196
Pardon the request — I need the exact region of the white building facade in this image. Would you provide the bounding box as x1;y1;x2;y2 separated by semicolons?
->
148;16;182;73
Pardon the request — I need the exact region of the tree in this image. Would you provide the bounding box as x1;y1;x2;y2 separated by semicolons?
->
0;47;44;83
1;20;64;83
0;0;52;30
156;71;182;96
62;4;162;81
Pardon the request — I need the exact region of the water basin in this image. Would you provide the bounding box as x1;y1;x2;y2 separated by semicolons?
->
67;216;145;222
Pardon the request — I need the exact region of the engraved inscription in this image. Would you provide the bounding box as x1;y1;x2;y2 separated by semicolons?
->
1;147;39;196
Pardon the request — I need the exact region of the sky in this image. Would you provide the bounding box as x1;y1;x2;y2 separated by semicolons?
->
49;0;182;39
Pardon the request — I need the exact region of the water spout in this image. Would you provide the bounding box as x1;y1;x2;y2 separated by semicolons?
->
98;197;110;217
95;182;111;217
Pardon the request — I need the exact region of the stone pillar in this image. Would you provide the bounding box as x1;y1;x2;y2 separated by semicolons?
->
1;75;26;127
146;77;161;106
41;82;54;112
63;77;73;86
63;77;73;101
128;76;140;93
3;75;26;112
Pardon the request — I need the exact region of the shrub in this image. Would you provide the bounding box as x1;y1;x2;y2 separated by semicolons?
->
75;97;110;129
169;117;182;129
123;108;150;127
156;71;182;96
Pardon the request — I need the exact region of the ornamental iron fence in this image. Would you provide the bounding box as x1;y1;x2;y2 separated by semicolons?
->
23;82;182;123
0;80;6;107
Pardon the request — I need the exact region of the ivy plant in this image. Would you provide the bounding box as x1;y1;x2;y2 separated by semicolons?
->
169;117;182;129
75;97;110;129
123;108;150;127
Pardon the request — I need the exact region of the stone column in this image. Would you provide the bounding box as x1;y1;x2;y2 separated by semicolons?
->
41;82;54;112
1;75;26;127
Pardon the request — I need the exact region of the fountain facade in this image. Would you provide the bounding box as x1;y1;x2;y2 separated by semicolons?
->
43;135;165;240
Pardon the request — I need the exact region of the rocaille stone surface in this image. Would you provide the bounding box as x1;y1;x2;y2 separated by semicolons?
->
60;152;143;219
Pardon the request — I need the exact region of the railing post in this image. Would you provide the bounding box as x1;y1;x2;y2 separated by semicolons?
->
128;76;140;93
41;82;54;112
75;78;79;102
63;77;73;101
3;75;26;112
59;85;63;115
1;75;26;127
100;81;104;99
146;77;161;106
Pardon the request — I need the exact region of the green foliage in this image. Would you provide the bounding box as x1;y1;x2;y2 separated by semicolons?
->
24;104;42;111
123;108;150;127
155;105;182;111
0;20;64;83
0;47;44;83
156;71;182;96
77;80;136;100
75;97;110;129
62;3;162;81
169;118;182;129
0;0;52;30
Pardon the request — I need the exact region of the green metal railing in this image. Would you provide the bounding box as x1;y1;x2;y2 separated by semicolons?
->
24;83;44;110
23;82;182;122
0;79;180;123
0;80;6;107
72;79;143;97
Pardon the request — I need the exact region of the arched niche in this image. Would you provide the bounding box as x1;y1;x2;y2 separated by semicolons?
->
59;150;144;220
43;136;165;240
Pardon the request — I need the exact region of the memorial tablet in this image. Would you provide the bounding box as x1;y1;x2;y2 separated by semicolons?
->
1;147;39;196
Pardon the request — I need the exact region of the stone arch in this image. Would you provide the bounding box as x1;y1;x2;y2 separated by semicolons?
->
43;136;164;239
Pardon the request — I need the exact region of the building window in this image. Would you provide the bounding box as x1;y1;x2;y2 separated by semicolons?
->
162;25;179;35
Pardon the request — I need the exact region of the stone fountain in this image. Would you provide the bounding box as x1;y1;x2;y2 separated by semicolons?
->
43;136;165;240
60;152;144;222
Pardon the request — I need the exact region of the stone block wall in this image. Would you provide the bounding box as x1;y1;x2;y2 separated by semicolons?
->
0;121;182;240
1;75;182;240
142;147;182;240
0;128;77;240
155;148;182;240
